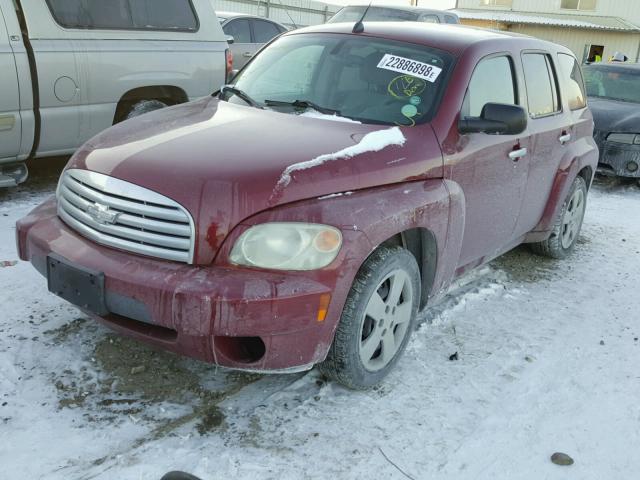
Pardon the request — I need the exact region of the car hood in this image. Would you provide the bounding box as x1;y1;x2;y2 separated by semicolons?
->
67;96;443;263
589;96;640;135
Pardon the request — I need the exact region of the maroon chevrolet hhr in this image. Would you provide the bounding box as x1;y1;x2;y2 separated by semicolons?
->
17;23;598;389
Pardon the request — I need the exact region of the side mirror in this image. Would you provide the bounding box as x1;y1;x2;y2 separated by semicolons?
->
458;103;528;135
225;35;235;44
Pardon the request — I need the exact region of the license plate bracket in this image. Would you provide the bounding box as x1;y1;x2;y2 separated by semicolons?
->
47;254;108;316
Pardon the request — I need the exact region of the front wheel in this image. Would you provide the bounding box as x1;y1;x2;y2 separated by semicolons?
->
530;175;587;259
319;246;420;389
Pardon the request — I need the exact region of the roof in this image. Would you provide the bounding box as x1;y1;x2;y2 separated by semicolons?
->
339;4;458;16
290;21;556;56
215;11;252;19
452;8;640;32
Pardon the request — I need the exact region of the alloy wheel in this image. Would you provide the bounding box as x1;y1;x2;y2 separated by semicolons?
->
358;269;414;371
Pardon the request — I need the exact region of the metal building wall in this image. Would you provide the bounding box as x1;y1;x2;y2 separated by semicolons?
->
455;0;640;26
509;24;640;62
212;0;340;28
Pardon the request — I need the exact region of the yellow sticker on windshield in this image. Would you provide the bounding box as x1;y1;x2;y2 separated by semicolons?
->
377;54;442;82
388;75;426;99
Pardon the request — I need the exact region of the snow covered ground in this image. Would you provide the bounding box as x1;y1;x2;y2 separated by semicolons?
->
1;169;639;480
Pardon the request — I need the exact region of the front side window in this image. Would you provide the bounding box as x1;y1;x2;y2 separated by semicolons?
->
480;0;513;7
561;0;597;10
557;53;587;110
462;56;516;118
46;0;198;31
522;53;561;117
584;66;640;103
222;19;251;43
229;34;453;126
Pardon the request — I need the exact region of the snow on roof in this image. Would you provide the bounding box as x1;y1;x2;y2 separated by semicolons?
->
452;8;640;31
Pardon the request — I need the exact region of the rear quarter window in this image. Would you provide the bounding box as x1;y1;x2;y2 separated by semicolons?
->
45;0;199;32
557;53;587;110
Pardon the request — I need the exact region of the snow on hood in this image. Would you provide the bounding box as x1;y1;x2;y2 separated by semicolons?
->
276;127;406;191
298;110;362;124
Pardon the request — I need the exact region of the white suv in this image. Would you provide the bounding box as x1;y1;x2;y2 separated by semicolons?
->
0;0;230;186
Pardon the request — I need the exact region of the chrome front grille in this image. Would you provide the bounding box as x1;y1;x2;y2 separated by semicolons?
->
57;169;195;263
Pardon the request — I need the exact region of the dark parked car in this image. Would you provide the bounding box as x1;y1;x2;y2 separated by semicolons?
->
583;63;640;181
17;23;597;389
328;5;460;24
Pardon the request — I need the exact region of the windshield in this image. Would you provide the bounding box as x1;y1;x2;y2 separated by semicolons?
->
228;33;453;126
328;6;419;23
584;66;640;104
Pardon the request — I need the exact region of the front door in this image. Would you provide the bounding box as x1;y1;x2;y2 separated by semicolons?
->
445;54;531;269
0;6;21;161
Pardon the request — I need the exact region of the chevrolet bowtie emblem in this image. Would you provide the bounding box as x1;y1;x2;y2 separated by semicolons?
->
86;202;120;225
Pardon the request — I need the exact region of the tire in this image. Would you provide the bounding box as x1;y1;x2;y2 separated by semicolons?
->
160;473;202;480
125;99;168;120
530;175;587;259
319;246;421;389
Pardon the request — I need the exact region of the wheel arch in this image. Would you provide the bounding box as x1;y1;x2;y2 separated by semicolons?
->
526;146;597;242
112;85;189;124
378;228;438;309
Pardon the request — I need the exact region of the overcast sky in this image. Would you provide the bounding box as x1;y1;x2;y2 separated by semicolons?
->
328;0;457;9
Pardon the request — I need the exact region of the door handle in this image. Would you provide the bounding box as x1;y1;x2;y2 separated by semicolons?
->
509;147;527;160
559;133;571;144
242;52;253;58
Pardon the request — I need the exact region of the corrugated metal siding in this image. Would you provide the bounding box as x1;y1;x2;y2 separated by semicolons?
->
459;17;640;62
511;24;640;62
455;0;640;27
212;0;339;27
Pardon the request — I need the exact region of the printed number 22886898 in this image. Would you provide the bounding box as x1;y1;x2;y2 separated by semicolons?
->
376;54;443;83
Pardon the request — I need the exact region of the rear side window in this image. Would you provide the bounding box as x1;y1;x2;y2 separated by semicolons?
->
222;19;251;43
252;19;281;43
46;0;199;31
522;53;561;117
463;55;516;117
557;53;587;110
444;15;459;24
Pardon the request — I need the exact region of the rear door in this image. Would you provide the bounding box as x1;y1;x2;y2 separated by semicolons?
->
222;18;253;69
0;4;21;161
514;52;571;234
447;54;532;268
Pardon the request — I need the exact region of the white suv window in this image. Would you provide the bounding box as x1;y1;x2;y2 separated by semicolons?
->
46;0;199;31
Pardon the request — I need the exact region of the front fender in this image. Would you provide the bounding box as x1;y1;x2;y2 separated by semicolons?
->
213;179;460;360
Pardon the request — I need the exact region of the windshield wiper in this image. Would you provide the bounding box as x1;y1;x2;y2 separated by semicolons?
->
264;99;341;116
219;85;263;109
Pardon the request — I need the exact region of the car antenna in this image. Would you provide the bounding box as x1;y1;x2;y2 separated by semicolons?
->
274;0;298;30
352;1;373;33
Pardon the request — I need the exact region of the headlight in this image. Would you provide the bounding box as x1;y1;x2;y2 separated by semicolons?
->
607;133;640;145
229;223;342;270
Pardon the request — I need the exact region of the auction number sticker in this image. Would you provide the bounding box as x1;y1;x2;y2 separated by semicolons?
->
377;54;442;83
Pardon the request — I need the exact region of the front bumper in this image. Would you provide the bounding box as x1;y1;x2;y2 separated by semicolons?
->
17;198;345;372
597;140;640;178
